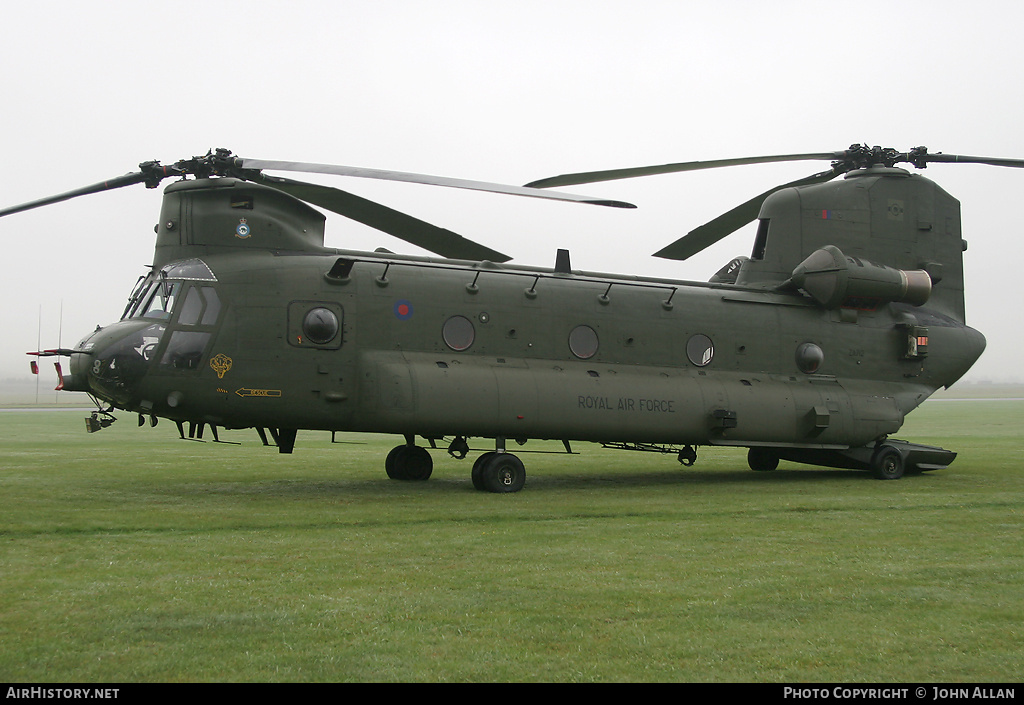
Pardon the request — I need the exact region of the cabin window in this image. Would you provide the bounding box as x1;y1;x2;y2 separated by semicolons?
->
443;315;475;351
569;325;599;359
686;334;715;367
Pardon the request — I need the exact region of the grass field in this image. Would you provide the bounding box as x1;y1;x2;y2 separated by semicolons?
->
1;398;1021;682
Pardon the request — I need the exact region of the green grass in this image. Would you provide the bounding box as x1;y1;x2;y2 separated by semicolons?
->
1;400;1022;682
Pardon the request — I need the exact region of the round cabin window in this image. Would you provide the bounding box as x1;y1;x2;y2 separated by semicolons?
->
569;325;599;359
686;334;714;367
443;315;476;351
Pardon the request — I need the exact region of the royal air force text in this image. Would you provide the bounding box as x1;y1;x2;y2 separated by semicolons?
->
577;395;675;413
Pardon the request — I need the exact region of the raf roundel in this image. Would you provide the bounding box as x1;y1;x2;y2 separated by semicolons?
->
394;299;414;321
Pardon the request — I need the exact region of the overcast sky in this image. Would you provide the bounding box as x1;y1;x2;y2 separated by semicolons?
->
2;0;1023;387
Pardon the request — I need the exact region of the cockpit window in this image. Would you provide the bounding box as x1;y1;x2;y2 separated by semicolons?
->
160;331;212;370
138;280;182;320
176;286;222;326
177;287;203;326
122;275;181;320
122;259;217;321
164;259;217;281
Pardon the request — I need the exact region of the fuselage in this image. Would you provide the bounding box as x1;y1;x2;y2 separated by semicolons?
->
66;246;986;452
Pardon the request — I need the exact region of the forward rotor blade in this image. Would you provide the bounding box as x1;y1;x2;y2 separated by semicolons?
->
253;174;513;262
525;152;841;189
238;158;636;209
0;171;149;218
653;168;842;261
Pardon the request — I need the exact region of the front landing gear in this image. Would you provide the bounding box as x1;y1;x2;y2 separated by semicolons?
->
385;436;527;492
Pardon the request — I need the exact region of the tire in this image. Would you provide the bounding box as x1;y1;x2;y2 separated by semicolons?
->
385;444;433;481
747;447;780;472
471;452;497;490
871;445;905;480
480;453;526;493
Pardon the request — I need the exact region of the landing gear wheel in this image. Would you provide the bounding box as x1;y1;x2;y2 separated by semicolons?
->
871;445;905;480
747;447;779;472
471;451;497;490
477;452;526;493
385;444;433;481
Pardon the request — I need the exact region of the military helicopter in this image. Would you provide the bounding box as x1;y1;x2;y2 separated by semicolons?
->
1;144;1005;492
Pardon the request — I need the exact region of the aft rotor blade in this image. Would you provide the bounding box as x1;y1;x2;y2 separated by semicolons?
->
525;152;841;189
653;168;842;261
238;158;636;209
919;153;1024;168
0;171;150;218
254;174;513;262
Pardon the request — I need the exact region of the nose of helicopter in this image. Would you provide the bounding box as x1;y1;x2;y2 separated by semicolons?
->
68;319;166;408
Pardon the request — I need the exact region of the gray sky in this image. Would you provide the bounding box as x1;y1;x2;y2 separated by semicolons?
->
2;0;1023;385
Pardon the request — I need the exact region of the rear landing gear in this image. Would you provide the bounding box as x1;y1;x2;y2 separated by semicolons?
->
871;444;905;480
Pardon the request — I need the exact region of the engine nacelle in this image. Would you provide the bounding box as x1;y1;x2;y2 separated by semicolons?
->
790;245;931;310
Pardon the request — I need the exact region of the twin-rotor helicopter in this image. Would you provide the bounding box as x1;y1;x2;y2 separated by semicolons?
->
2;144;1008;491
